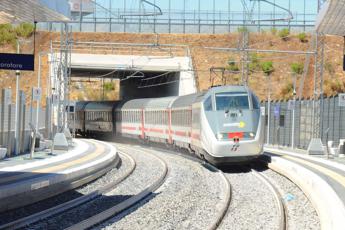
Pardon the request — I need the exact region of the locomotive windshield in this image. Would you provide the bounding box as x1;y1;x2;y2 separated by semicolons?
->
215;93;249;111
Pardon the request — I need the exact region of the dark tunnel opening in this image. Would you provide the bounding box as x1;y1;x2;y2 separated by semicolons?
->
71;69;180;100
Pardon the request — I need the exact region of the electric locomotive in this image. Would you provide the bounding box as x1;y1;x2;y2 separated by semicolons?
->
77;85;264;165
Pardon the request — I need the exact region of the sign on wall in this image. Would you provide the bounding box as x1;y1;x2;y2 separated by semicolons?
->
339;94;345;107
274;105;280;118
0;53;34;71
32;88;42;101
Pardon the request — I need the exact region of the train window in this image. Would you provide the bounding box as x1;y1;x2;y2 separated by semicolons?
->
252;95;260;109
265;115;268;126
215;93;249;111
279;115;285;127
204;96;213;111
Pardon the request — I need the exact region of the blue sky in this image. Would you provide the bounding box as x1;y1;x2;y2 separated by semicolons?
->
95;0;318;14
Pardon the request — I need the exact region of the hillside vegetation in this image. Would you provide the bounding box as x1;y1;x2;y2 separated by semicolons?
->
0;27;344;104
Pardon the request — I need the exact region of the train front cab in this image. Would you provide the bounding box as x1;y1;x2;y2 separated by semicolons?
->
200;87;264;165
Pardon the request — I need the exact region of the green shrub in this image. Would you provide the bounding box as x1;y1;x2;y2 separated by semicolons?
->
261;61;274;76
278;28;290;41
15;23;34;38
103;82;115;91
0;24;16;45
249;53;261;72
298;32;307;43
227;58;240;72
0;24;13;32
290;63;304;75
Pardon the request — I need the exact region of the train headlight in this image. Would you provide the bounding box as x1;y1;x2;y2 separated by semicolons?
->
216;133;224;140
249;132;255;138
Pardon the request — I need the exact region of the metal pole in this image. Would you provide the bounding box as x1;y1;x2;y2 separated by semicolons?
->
213;0;216;34
154;0;157;33
198;0;201;33
63;23;69;130
20;100;25;154
267;74;271;144
35;54;41;135
94;0;97;32
228;0;231;33
0;89;5;146
292;73;297;148
258;0;261;32
109;0;112;32
303;0;306;32
182;0;186;34
79;0;83;32
288;0;291;31
14;41;20;155
273;0;276;28
7;104;12;157
123;0;126;32
139;1;142;33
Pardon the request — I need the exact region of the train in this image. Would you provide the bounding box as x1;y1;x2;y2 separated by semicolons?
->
71;85;265;165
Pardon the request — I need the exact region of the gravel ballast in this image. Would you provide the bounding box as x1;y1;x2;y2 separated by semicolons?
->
219;169;280;230
95;143;229;230
27;146;165;229
262;169;320;230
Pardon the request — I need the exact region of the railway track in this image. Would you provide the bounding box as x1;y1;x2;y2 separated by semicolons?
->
25;145;167;229
0;151;136;230
0;140;319;230
217;164;287;230
102;142;232;230
251;169;287;230
66;145;169;230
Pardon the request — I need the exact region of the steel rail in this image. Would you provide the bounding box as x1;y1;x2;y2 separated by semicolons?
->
0;151;136;230
66;145;169;230
251;169;287;230
120;142;232;230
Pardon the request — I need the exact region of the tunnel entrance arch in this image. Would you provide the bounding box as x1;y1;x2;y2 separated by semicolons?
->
49;42;197;102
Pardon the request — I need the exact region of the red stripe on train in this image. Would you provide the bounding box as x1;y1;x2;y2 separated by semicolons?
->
191;133;200;140
228;132;244;139
148;128;165;134
122;126;137;131
174;131;188;137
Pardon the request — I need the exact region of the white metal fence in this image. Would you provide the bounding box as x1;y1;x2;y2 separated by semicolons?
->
263;95;345;149
0;103;46;156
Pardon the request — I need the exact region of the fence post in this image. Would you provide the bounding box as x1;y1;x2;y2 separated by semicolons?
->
15;90;24;155
1;90;4;146
7;104;12;157
19;92;26;153
45;96;52;139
